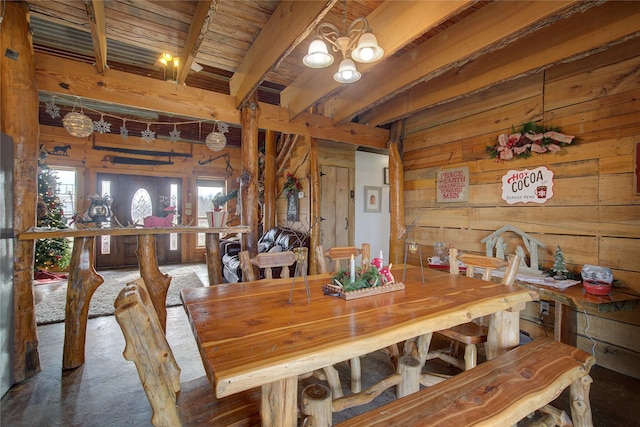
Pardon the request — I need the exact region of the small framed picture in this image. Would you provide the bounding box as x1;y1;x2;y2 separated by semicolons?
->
364;186;382;213
383;167;390;185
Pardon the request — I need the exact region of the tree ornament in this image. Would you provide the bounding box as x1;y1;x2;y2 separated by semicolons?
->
552;245;568;280
141;123;155;143
93;114;111;134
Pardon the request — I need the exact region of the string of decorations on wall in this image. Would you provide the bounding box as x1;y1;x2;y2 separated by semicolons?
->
43;95;230;151
486;122;575;161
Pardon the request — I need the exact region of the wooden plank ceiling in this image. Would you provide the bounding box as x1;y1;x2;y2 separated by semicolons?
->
27;0;640;148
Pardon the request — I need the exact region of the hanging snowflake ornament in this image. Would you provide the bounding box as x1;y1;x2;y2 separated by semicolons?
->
141;123;155;143
45;100;60;119
169;124;181;142
120;119;129;140
216;121;229;134
93;114;111;134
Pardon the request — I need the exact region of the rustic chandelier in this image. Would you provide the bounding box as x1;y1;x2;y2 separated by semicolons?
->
303;0;383;83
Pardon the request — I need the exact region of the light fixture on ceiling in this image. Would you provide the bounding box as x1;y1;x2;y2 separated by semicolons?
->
159;53;179;82
303;0;383;83
205;121;229;152
62;101;93;138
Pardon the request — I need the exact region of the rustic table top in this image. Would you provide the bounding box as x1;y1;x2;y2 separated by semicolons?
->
181;264;536;398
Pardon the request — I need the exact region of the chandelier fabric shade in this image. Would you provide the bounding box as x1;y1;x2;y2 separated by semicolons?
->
302;3;384;84
334;58;361;83
303;36;334;68
63;111;93;137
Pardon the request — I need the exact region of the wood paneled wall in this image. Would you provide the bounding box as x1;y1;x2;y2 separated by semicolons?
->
38;125;242;262
402;37;640;377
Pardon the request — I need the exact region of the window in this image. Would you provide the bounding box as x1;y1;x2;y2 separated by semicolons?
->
49;167;77;224
131;188;153;225
100;180;112;254
196;178;225;247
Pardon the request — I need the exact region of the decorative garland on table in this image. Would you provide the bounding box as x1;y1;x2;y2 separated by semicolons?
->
331;257;395;292
486;122;575;161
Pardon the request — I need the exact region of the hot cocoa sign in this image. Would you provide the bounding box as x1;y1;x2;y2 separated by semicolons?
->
501;166;554;204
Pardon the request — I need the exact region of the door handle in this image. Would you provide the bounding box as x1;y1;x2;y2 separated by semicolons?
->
345;217;348;230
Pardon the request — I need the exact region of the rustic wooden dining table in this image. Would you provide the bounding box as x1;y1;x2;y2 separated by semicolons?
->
181;264;538;427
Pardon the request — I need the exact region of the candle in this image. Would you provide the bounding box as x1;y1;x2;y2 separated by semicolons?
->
350;254;356;283
379;250;384;265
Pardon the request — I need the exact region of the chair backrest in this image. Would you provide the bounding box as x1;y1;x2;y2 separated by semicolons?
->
114;279;182;427
450;248;520;286
315;243;371;273
239;250;297;281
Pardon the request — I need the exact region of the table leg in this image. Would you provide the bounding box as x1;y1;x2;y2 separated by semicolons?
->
62;237;104;369
205;232;222;286
486;308;522;360
136;234;171;332
261;376;297;427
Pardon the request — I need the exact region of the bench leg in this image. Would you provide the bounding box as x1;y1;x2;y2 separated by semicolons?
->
570;374;594;427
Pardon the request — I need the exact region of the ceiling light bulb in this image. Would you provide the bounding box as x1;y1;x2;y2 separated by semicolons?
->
162;53;173;62
159;57;167;66
173;57;179;68
352;32;384;63
303;37;334;68
334;58;361;83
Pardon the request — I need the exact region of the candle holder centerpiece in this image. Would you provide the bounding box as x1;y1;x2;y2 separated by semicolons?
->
323;255;404;300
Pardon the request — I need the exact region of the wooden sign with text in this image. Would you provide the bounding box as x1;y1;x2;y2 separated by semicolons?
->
437;167;469;203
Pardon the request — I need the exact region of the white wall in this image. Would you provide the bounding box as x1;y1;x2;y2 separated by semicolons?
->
355;151;390;262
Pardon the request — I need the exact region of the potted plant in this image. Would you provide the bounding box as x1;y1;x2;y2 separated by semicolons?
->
208;190;237;227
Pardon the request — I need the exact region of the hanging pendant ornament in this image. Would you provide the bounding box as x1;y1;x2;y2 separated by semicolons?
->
169;123;181;142
205;120;228;152
120;118;129;140
45;99;60;119
93;114;111;134
141;123;156;143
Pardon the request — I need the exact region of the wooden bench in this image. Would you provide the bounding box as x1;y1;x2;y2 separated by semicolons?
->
114;279;261;427
335;337;595;427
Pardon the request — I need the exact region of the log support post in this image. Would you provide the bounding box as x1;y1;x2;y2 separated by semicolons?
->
204;232;223;285
2;1;41;381
241;92;260;257
63;237;104;369
396;355;421;398
309;135;321;275
301;384;332;427
388;121;405;265
261;376;297;427
263;130;277;231
136;234;172;331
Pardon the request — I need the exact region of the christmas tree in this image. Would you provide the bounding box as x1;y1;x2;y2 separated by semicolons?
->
35;169;71;271
552;245;568;280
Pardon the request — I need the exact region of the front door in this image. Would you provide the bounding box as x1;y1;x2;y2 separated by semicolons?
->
95;173;181;269
320;165;350;271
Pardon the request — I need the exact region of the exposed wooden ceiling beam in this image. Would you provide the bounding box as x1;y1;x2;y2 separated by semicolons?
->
325;0;585;124
230;0;337;109
83;0;107;74
280;1;473;120
177;0;219;85
34;53;389;148
361;1;640;127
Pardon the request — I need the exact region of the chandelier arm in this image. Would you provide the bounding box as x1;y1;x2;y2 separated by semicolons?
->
347;17;370;40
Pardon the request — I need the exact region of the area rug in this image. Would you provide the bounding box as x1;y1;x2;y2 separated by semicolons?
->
35;267;204;325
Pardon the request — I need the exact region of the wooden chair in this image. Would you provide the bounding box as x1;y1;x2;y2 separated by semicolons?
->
314;243;400;395
425;249;517;371
114;279;260;427
239;250;297;281
315;243;371;274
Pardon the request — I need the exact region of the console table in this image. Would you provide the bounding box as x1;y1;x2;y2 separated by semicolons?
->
20;225;249;369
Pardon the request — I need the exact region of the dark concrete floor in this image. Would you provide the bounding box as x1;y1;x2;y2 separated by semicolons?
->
2;266;640;426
